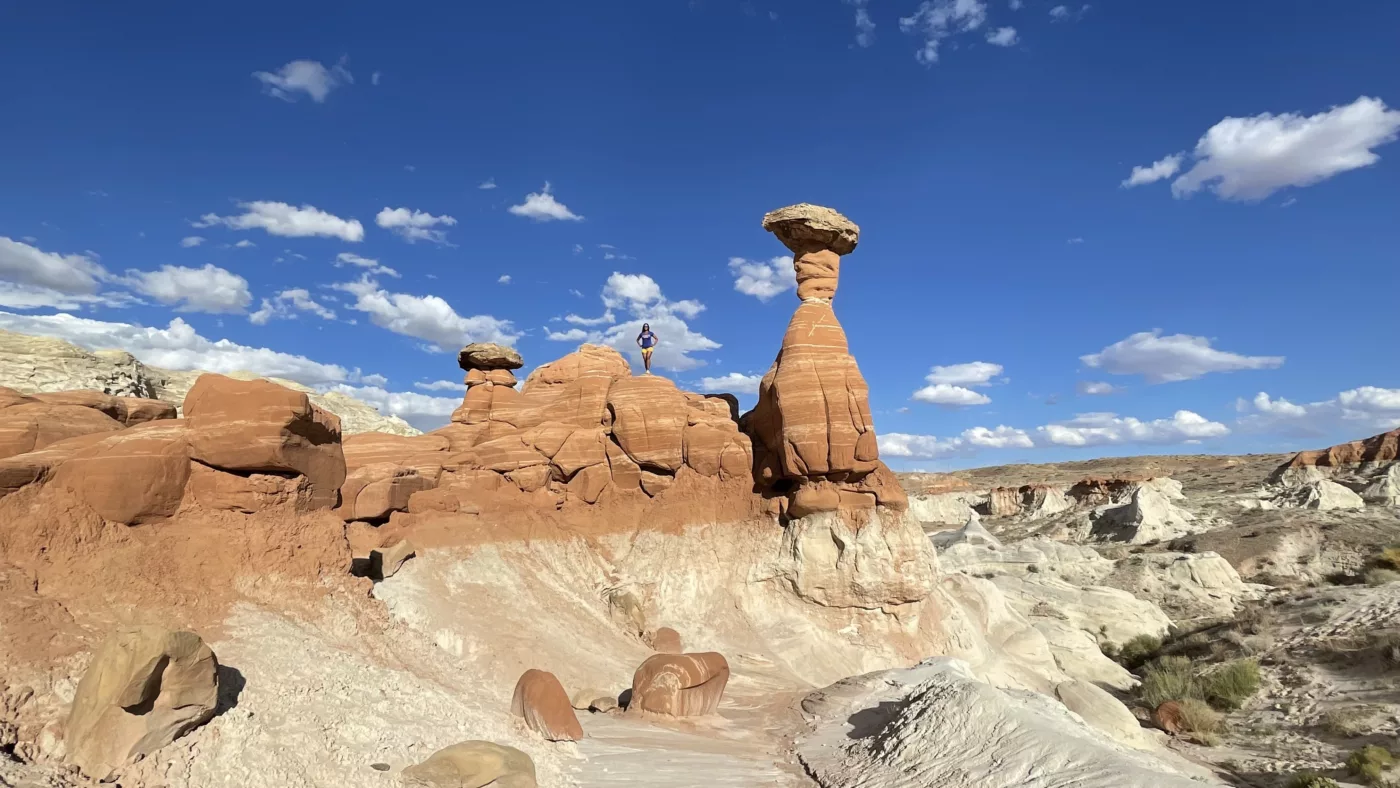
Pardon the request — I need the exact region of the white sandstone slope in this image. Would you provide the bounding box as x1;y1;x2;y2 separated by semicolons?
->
797;658;1219;788
0;328;417;435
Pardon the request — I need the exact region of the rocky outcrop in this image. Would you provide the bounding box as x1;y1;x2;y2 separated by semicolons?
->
1270;428;1400;505
510;669;583;741
65;627;219;781
0;328;417;435
1087;478;1198;543
402;741;537;788
630;652;730;717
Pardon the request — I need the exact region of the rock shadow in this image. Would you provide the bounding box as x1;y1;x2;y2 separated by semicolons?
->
214;664;246;716
845;700;904;740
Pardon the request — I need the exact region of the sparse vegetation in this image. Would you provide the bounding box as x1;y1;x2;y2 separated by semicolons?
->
1287;773;1340;788
1346;745;1394;785
1200;659;1261;711
1320;706;1381;738
1175;698;1223;746
1364;568;1400;586
1117;634;1163;668
1377;547;1400;571
1139;656;1197;709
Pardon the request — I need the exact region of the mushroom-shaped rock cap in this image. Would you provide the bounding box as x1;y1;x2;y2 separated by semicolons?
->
762;203;860;255
458;342;524;371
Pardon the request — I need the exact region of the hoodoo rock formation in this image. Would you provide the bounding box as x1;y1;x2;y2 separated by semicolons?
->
629;652;730;717
745;203;904;521
510;669;583;742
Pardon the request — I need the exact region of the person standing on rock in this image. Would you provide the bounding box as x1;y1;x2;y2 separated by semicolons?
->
636;323;659;374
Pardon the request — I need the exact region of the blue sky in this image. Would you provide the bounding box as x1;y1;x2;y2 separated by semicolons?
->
1;0;1397;470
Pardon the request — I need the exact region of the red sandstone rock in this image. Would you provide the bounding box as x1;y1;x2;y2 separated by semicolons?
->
1153;700;1185;734
0;386;38;410
505;464;551;493
521;344;630;393
510;669;583;741
183;374;345;509
1278;427;1400;473
630;652;729;717
458;342;523;371
607;376;686;472
683;421;736;477
567;463;610;503
51;421;192;524
639;470;674;498
343;432;450;472
788;484;841;518
650;627;683;654
186;461;314;514
338;462;435;521
552;428;607;476
0;432;114;499
605;439;642;492
0;403;125;461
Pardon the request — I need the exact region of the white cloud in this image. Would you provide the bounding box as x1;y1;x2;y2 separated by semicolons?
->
507;182;583;222
547;272;719;371
0;284;134;311
1076;380;1118;395
333;275;519;351
325;384;460;432
879;424;1031;458
564;310;616;327
371;71;381;86
728;256;795;301
985;26;1018;45
1009;0;1023;8
252;57;352;103
478;178;497;190
498;275;512;284
899;0;988;64
375;206;458;245
195;201;364;242
844;0;876;47
1121;153;1183;188
0;311;347;385
355;372;388;387
1130;97;1400;201
334;252;399;278
1238;386;1400;436
925;361;1003;387
248;288;337;325
179;236;206;248
698;372;763;395
1082;330;1284;383
545;327;590;342
911;383;992;406
233;240;256;248
414;379;467;392
126;264;252;314
0;235;108;294
1037;410;1230;447
1049;5;1069;19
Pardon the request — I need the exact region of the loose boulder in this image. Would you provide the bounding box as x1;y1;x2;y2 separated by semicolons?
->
458;342;524;371
66;627;219;781
650;627;683;654
402;741;537;788
510;669;583;741
50;421;192;524
629;652;729;717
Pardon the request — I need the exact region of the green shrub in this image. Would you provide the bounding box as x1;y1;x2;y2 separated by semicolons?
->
1139;656;1197;708
1288;772;1340;788
1346;745;1394;785
1176;698;1223;746
1200;659;1261;711
1118;634;1163;668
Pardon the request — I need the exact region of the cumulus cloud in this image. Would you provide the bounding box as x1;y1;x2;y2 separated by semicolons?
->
375;206;458;245
911;383;992;406
325;383;460;432
1237;386;1400;437
333;275;519;351
547;272;719;371
414;379;467;392
478;178;497;190
1127;96;1400;201
985;26;1018;45
564;311;615;327
0;310;348;385
233;240;256;249
879;424;1032;459
1121;153;1183;188
1081;330;1284;383
1037;410;1230;447
0;235;107;294
925;361;1003;387
498;275;511;284
195;201;364;242
507;182;583;222
899;0;989;64
125;264;252;314
698;372;763;395
252;57;353;103
843;0;876;47
248;288;337;325
728;256;795;302
1049;5;1070;19
1076;380;1118;395
179;236;205;248
334;252;398;278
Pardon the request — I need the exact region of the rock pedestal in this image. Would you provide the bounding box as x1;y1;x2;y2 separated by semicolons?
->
746;204;902;519
452;343;524;427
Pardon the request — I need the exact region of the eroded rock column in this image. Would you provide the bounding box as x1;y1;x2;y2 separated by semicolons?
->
452;342;524;426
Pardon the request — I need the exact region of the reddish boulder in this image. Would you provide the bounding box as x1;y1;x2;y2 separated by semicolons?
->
186;461;314;514
338;463;435;522
1153;700;1185;734
607;376;686;472
0;432;114;499
510;669;583;741
630;652;729;717
0;386;38;410
650;627;683;654
567;463;610;503
0;403;124;461
183;374;345;509
343;432;450;472
50;421;191;524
